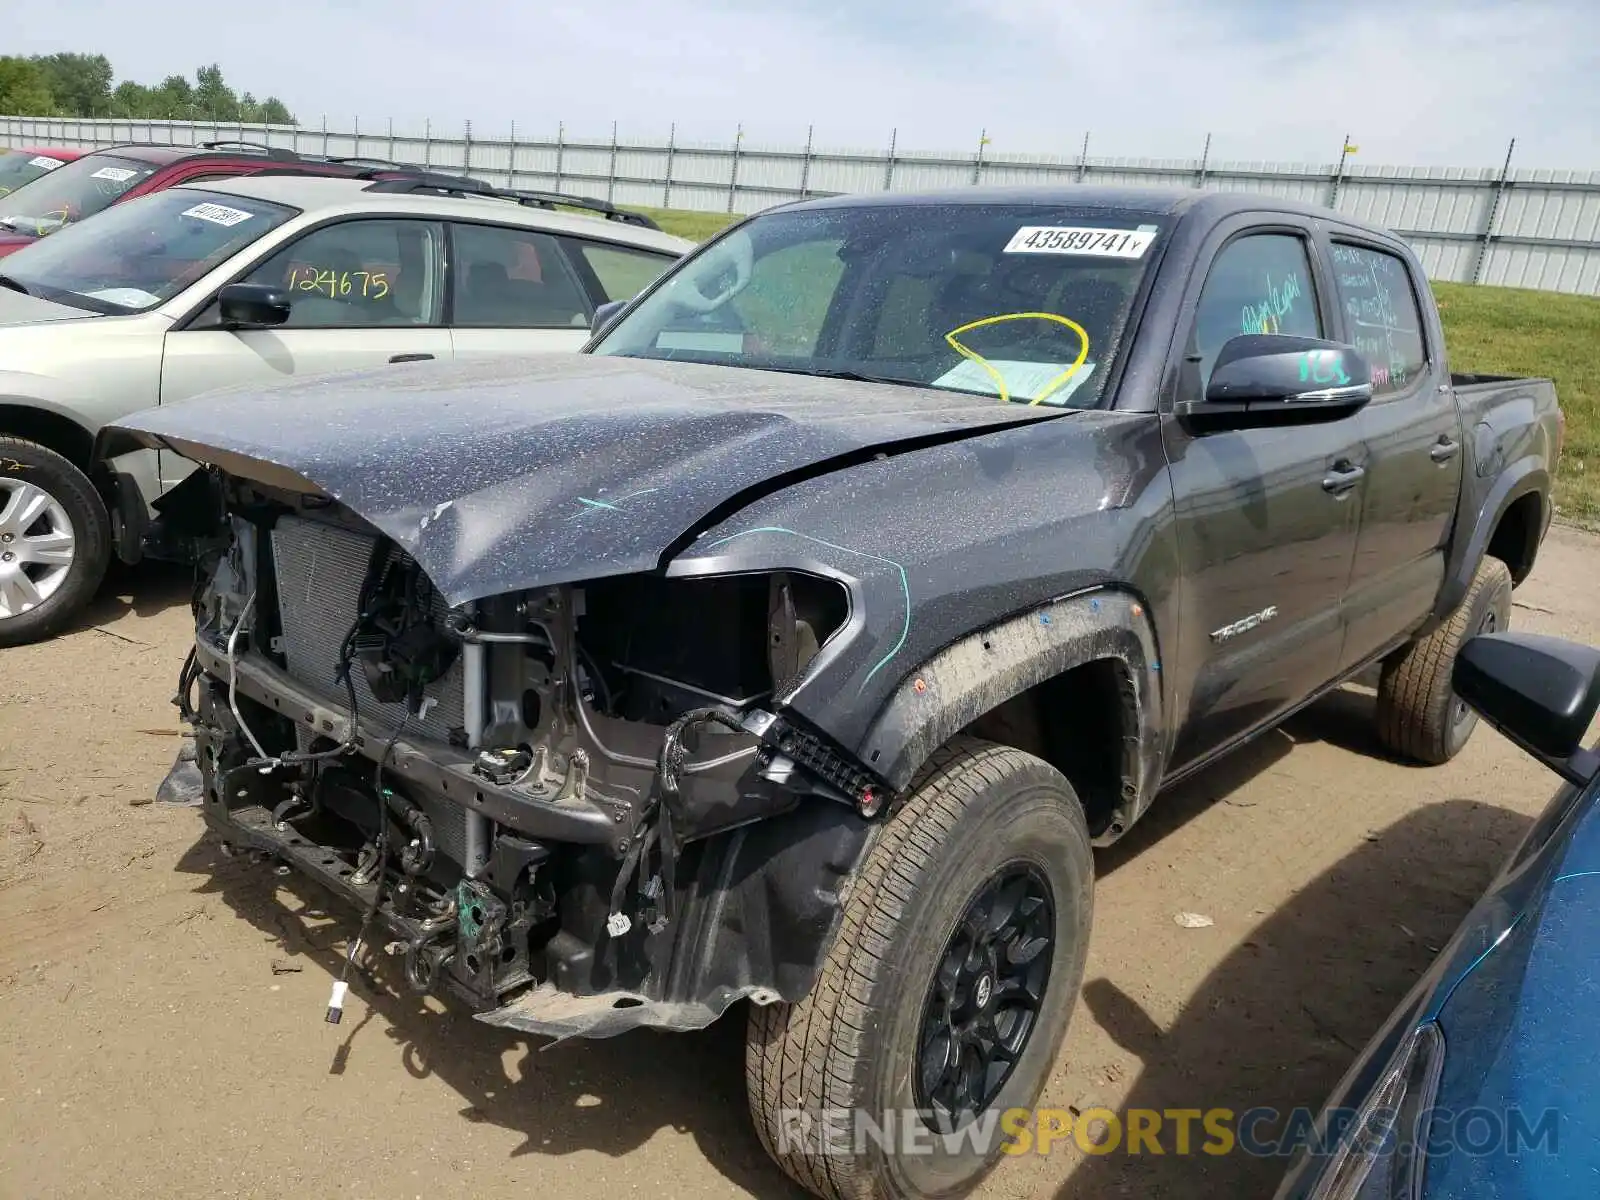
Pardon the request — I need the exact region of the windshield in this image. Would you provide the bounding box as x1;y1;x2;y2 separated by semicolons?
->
0;151;71;200
0;153;158;237
591;203;1169;407
0;187;297;314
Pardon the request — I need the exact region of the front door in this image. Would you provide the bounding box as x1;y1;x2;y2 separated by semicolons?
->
157;217;451;490
1327;238;1463;669
1162;221;1369;769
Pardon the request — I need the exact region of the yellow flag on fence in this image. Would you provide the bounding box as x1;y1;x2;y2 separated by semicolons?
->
1344;143;1360;154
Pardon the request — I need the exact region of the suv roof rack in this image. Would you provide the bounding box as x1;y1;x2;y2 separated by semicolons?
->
246;162;493;188
362;177;660;229
324;155;410;170
196;139;302;162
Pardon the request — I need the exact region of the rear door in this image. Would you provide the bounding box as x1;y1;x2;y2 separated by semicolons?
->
1162;217;1368;768
446;221;595;359
1327;237;1462;669
157;216;451;489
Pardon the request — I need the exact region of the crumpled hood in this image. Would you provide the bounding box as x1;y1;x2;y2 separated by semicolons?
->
107;354;1064;605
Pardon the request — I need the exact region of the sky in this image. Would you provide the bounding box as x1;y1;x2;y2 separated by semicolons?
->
11;0;1600;168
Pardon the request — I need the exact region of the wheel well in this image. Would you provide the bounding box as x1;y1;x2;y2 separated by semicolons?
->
0;404;96;472
1486;492;1542;584
960;658;1134;839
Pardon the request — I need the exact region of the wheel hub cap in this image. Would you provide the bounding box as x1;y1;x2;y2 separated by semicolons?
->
0;478;76;620
915;863;1055;1130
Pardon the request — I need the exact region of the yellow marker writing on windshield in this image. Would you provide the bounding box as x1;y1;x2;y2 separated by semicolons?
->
944;312;1090;406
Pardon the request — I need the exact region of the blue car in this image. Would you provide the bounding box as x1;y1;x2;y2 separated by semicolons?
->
1277;630;1600;1198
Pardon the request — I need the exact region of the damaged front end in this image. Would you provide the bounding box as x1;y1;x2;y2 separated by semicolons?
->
179;470;887;1041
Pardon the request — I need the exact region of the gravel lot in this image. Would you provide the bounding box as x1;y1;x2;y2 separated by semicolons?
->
2;524;1597;1200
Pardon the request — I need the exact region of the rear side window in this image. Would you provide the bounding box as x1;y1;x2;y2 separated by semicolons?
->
1191;233;1322;386
245;219;441;328
1330;243;1428;397
450;223;590;328
569;240;677;303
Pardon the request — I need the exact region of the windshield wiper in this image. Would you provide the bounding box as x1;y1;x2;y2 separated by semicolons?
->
752;364;929;388
0;274;30;296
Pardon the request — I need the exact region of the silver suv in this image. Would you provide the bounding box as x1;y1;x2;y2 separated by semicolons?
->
0;173;692;644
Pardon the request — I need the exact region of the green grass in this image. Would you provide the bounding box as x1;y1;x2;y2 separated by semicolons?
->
627;206;1600;524
631;206;740;242
1433;281;1600;526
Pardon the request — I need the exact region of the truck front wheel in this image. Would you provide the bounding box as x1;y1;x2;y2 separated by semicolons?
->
745;737;1094;1200
0;436;112;648
1375;556;1514;765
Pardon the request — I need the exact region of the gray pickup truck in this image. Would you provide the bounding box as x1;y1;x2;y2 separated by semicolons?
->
104;186;1561;1200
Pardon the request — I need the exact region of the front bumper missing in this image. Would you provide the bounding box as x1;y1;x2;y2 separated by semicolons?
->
182;620;881;1041
194;636;631;848
190;746;791;1040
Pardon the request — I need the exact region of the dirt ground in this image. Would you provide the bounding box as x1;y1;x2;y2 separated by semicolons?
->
2;526;1598;1200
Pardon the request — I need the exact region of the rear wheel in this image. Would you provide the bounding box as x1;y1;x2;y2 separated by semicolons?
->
0;437;111;647
745;737;1094;1200
1375;556;1513;764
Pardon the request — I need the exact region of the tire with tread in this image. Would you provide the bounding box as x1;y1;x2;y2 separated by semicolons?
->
0;436;111;648
745;736;1094;1200
1376;556;1513;765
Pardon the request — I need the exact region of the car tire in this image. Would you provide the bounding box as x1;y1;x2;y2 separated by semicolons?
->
745;736;1094;1200
0;436;112;648
1375;556;1514;765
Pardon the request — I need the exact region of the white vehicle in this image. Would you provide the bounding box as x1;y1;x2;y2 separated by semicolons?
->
0;172;692;644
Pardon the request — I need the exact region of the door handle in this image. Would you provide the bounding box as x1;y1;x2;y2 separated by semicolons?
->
389;353;434;363
1322;462;1367;495
1429;437;1460;463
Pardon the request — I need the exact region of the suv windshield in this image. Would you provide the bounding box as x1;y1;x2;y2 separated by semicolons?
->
0;152;158;237
592;203;1169;407
0;187;297;314
0;150;70;199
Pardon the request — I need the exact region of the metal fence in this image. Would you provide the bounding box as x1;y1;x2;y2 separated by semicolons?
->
5;115;1600;295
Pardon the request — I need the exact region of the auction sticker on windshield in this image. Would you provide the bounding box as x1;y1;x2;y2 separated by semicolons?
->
29;156;65;170
90;166;138;183
182;202;256;227
1004;226;1155;258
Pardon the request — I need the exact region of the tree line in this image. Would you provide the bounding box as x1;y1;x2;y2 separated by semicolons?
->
0;54;295;125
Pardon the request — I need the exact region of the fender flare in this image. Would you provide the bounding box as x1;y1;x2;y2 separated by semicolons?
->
1433;456;1549;623
855;586;1164;838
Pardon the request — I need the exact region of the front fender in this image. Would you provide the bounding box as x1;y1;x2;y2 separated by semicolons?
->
859;587;1163;830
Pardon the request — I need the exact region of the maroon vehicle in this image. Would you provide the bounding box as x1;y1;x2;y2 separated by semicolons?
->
0;146;83;199
0;141;439;259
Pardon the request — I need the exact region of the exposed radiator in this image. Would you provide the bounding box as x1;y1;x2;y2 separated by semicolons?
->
270;516;467;745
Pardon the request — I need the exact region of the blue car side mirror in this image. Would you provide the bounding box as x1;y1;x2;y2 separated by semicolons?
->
1453;630;1600;785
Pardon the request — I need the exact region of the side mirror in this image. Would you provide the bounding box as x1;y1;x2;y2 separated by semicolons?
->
1453;631;1600;785
217;282;291;329
1176;335;1373;434
590;298;628;337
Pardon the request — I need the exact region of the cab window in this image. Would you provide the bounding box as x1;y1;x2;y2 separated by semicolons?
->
1191;233;1323;386
1330;242;1428;397
242;219;442;328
